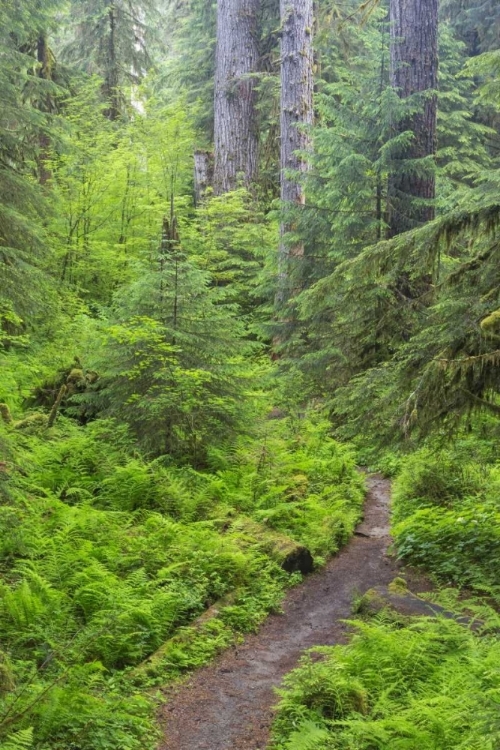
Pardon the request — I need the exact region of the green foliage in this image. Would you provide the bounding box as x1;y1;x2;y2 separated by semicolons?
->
392;444;500;595
186;188;277;321
276;20;500;445
59;0;163;118
80;300;249;464
270;617;500;750
0;0;64;325
49;89;195;303
0;399;363;747
2;2;500;749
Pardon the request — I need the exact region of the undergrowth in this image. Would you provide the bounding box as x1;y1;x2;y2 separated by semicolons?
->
0;410;363;749
391;435;500;599
269;615;500;749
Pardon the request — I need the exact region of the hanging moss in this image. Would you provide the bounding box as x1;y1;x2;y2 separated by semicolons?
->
480;309;500;332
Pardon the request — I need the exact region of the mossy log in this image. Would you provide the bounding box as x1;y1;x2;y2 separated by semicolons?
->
130;589;240;679
356;583;484;630
14;413;48;431
230;517;314;574
0;403;49;431
24;358;99;412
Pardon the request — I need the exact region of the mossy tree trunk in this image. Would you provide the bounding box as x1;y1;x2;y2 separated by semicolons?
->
275;0;313;308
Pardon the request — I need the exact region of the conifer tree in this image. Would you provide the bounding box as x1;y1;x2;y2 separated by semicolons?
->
90;218;250;462
276;0;313;306
388;0;438;236
213;0;260;194
0;0;63;326
61;0;159;119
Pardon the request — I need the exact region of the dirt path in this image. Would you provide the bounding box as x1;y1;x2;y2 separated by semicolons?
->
159;475;426;750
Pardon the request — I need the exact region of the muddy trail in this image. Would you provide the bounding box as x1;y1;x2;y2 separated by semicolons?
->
159;475;429;750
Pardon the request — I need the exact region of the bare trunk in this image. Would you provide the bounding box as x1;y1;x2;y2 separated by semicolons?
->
387;0;438;237
275;0;313;307
194;150;214;205
104;3;120;121
37;33;52;185
213;0;260;194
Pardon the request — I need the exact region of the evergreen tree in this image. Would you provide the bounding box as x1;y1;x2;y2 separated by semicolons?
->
86;225;251;463
213;0;261;194
60;0;161;119
0;0;63;331
388;0;439;236
153;0;217;139
276;8;500;441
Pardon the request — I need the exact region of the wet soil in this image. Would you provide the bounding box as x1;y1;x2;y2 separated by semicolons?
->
159;475;430;750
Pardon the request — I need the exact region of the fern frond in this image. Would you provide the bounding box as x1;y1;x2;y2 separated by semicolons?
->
284;720;331;750
0;728;34;750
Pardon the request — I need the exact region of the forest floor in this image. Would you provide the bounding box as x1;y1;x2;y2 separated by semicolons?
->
158;475;431;750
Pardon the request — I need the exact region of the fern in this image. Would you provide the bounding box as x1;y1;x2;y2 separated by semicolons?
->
0;728;34;750
284;721;330;750
0;387;364;747
271;618;500;750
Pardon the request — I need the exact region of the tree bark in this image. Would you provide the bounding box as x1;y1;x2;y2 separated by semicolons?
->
37;33;53;185
276;0;313;307
213;0;260;194
103;2;120;121
194;150;214;205
388;0;438;237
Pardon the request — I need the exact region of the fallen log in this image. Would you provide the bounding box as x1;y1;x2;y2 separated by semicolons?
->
357;582;485;631
129;589;240;680
229;517;314;575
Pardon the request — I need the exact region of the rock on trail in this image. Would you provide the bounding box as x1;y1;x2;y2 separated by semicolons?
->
159;475;426;750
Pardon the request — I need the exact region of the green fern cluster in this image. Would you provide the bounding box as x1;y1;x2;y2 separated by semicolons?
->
270;617;500;750
0;404;363;748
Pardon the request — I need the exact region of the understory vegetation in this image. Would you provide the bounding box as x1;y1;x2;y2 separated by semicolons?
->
0;390;363;748
271;421;500;750
392;434;500;598
270;614;500;750
1;0;500;748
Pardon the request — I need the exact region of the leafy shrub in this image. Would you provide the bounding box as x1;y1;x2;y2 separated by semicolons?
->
392;447;487;521
394;503;500;592
392;447;500;595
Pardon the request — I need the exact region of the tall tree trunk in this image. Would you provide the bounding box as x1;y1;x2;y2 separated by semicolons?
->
387;0;438;237
37;33;52;185
104;2;120;121
275;0;313;307
213;0;260;195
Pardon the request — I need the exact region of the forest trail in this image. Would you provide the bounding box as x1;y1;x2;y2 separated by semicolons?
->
159;475;429;750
